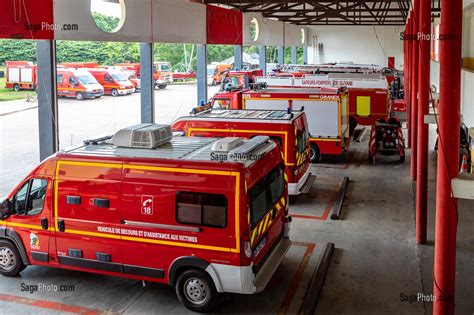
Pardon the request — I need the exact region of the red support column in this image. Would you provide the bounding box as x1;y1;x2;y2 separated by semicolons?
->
433;0;462;313
410;1;419;181
415;0;430;244
406;15;412;148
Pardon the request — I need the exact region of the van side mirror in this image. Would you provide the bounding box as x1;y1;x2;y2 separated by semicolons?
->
74;82;79;87
0;198;12;220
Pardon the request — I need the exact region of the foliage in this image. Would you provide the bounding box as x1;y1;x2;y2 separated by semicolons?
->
0;39;36;64
91;12;120;33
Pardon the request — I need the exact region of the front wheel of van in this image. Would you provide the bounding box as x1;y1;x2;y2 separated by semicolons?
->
175;269;220;313
0;240;22;277
75;92;84;101
111;89;119;97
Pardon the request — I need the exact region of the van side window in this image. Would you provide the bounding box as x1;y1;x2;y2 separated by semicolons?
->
57;74;63;84
28;179;48;215
13;178;48;216
69;76;77;85
13;182;29;215
104;74;113;82
296;130;308;154
176;192;227;228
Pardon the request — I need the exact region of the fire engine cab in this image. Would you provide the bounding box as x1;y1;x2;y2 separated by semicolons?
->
210;86;350;162
171;109;315;195
0;124;291;312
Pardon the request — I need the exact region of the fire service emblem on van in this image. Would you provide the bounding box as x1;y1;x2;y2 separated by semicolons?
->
141;195;153;215
30;233;40;250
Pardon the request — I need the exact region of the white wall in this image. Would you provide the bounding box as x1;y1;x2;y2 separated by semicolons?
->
461;70;474;127
307;26;404;68
430;61;440;92
430;62;474;128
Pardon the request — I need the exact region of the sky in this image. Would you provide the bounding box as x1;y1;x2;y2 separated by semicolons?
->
91;0;123;18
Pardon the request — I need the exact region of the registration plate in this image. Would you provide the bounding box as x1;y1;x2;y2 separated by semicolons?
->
252;237;267;258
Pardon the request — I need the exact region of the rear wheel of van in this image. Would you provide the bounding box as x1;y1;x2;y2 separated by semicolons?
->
111;89;119;97
175;269;220;312
310;143;321;163
75;92;84;101
13;84;20;92
0;240;22;277
158;84;167;90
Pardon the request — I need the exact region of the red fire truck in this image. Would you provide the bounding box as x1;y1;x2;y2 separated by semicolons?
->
256;73;390;132
0;124;291;312
172;109;315;195
209;86;350;162
5;61;37;91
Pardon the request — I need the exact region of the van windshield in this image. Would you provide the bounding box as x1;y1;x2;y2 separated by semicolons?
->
249;166;285;227
112;73;128;82
78;75;98;85
160;64;171;71
207;68;215;75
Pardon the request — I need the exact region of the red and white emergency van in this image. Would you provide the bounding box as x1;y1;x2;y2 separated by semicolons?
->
56;68;104;100
172;109;315;195
0;124;291;312
256;73;390;131
5;61;37;91
115;62;172;89
209;86;350;162
87;68;135;96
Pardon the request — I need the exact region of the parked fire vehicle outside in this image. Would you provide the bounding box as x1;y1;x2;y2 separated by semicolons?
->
155;62;173;84
172;70;196;82
5;61;37;91
58;62;99;69
0;124;291;312
209;84;350;162
115;62;171;89
172;109;315;195
256;73;390;133
106;66;140;92
207;64;232;85
124;73;140;92
87;68;135;96
56;68;104;100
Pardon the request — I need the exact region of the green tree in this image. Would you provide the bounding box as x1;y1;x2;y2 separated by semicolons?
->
91;12;120;33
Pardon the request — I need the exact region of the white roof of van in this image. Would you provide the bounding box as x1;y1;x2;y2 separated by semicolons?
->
65;136;275;168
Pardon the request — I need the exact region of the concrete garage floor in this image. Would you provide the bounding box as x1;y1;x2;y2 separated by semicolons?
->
0;93;473;314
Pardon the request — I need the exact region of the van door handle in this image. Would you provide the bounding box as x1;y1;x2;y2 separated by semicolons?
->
40;217;48;230
58;219;65;232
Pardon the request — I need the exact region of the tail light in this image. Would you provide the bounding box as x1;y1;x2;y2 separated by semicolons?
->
244;242;252;258
240;231;252;265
